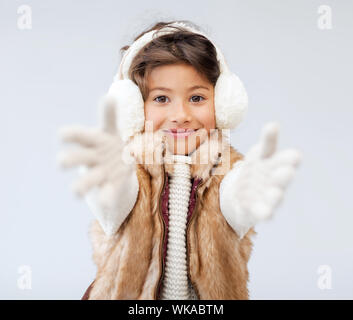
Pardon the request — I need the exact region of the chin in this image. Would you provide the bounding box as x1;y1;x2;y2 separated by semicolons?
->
163;128;209;155
165;137;200;155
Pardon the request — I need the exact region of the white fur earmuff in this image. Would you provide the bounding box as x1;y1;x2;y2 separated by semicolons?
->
106;21;248;142
107;79;145;142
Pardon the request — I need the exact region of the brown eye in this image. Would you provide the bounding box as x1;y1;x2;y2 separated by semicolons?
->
154;96;169;103
190;95;204;103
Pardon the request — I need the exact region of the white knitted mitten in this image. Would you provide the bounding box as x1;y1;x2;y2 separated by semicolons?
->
57;97;139;236
219;122;303;239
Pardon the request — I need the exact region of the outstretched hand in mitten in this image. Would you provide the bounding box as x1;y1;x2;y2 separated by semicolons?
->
57;97;139;236
219;122;303;239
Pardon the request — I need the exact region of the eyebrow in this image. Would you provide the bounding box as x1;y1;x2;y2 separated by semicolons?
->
149;85;210;92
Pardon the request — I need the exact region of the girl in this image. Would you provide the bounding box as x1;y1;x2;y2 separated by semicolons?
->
58;20;302;300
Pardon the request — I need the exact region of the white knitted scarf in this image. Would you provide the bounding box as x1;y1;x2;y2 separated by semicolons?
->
160;155;198;300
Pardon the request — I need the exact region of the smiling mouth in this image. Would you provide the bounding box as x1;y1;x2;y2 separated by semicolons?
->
163;128;198;138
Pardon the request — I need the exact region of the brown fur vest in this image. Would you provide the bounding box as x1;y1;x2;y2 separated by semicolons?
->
82;131;256;300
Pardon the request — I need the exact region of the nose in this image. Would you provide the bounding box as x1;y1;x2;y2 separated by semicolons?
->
170;102;192;125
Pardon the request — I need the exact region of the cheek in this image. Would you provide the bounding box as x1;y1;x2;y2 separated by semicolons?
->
206;111;216;129
144;104;165;131
196;105;216;130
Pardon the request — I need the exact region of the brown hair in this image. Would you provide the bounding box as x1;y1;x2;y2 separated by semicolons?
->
120;20;220;101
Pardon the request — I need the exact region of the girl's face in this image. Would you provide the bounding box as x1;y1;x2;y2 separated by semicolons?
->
144;63;216;155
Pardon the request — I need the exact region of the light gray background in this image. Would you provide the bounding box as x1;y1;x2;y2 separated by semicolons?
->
1;0;352;299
